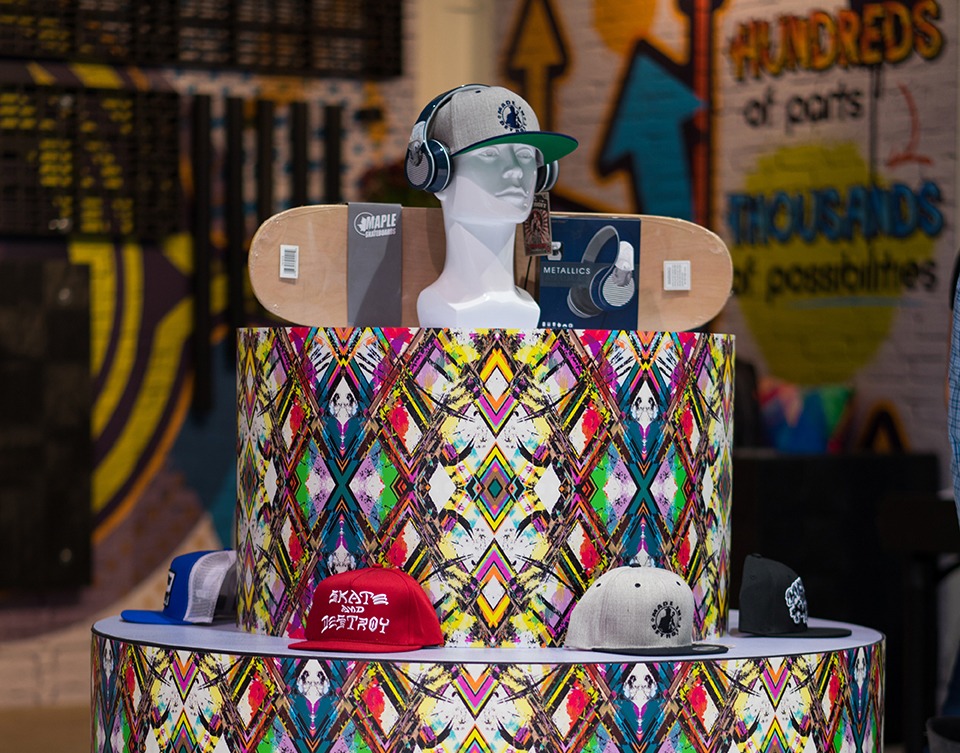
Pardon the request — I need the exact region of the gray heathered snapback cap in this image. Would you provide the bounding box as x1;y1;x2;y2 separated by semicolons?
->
431;85;578;163
564;565;727;656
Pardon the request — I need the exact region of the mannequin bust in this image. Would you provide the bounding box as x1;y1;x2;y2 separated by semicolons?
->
405;84;578;329
417;143;540;328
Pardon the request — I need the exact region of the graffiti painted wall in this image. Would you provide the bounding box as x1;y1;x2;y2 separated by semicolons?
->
717;0;954;463
0;4;420;709
1;0;955;717
496;0;956;479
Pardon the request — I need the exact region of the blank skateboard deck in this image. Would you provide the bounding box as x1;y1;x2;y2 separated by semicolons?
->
248;205;732;332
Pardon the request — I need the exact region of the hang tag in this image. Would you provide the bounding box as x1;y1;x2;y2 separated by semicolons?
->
522;192;553;256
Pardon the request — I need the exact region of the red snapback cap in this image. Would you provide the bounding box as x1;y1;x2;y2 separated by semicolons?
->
290;566;444;653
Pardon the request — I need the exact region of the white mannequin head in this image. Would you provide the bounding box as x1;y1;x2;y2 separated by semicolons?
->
436;143;540;225
408;84;578;329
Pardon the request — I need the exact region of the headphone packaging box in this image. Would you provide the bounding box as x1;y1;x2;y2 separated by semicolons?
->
537;215;641;330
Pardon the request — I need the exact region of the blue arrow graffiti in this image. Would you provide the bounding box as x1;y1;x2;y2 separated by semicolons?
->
600;52;702;218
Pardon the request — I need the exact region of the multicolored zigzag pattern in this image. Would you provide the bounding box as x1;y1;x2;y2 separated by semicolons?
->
91;635;884;752
237;328;735;644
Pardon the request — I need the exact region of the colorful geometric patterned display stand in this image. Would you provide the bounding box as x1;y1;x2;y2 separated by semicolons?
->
89;325;886;751
236;327;735;643
90;615;884;752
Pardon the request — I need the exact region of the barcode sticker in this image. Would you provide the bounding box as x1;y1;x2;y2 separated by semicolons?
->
663;260;691;291
279;244;299;279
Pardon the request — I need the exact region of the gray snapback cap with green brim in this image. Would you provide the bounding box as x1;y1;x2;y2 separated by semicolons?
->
432;85;578;164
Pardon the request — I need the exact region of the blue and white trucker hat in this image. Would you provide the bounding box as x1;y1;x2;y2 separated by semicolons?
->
121;549;237;626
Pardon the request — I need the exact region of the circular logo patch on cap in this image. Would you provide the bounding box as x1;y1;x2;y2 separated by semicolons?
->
497;100;528;133
651;600;682;638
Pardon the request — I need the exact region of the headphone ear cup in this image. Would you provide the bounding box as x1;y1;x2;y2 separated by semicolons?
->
536;161;559;193
425;140;452;193
406;139;452;193
423;139;452;193
404;142;431;190
567;284;603;319
566;225;623;319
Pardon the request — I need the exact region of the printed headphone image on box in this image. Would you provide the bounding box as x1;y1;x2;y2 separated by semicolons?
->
537;216;641;330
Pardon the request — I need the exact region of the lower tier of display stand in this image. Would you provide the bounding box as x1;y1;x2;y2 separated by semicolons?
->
91;612;883;752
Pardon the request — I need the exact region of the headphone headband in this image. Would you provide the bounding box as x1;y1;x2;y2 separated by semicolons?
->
581;225;619;263
408;83;487;158
567;225;636;319
405;83;560;194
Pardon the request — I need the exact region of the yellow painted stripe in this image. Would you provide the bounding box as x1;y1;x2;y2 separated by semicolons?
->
162;231;227;316
91;242;143;438
211;272;229;316
95;324;230;543
92;298;192;514
67;240;116;376
163;233;227;323
94;371;192;544
69;63;123;89
26;62;56;86
162;232;193;276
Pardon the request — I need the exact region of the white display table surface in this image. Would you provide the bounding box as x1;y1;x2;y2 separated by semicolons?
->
93;611;879;662
91;611;884;752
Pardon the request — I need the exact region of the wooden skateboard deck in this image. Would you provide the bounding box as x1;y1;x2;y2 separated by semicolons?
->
248;205;732;331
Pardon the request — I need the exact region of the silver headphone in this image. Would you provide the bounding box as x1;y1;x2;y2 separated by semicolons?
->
404;84;560;194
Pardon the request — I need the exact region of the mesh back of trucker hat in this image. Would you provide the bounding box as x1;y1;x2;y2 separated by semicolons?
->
121;550;238;626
